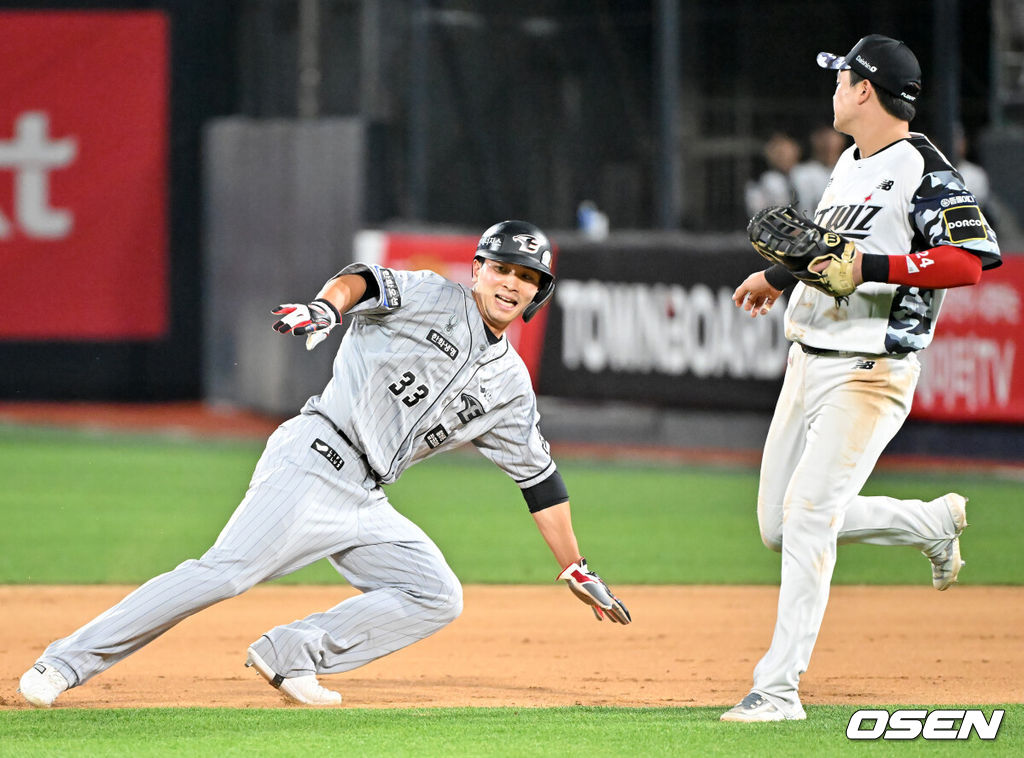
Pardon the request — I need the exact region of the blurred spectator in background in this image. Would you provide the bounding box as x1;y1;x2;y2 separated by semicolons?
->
745;132;802;216
953;122;990;208
576;199;610;240
790;126;849;214
949;122;1016;239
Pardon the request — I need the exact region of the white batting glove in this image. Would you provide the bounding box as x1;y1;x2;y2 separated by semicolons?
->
557;558;631;624
271;299;340;351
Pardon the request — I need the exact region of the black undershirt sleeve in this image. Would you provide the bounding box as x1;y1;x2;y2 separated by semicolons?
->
522;469;569;513
356;271;380;303
764;264;798;291
325;270;379;304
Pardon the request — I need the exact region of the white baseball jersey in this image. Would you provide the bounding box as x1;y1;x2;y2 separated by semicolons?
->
785;133;1001;354
747;133;1000;717
304;263;555;488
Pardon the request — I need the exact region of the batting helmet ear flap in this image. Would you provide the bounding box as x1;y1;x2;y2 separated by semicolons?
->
522;279;554;322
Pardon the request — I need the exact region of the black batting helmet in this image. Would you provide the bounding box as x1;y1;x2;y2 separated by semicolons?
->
474;219;555;322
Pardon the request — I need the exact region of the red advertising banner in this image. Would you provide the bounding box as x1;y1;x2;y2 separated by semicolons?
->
913;255;1024;422
0;12;169;340
353;231;551;384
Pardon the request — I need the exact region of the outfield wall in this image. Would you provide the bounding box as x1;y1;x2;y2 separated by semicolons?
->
0;6;235;401
203;224;1024;460
538;234;788;413
540;242;1024;424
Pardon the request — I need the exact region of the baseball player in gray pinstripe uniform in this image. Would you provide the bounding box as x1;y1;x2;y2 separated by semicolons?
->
19;220;630;708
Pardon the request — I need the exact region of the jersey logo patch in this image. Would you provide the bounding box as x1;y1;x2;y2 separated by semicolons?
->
942;204;988;243
425;424;449;449
426;329;460;360
876;179;894;191
940;194;977;208
814;203;881;239
311;438;344;470
378;268;401;308
457;393;485;424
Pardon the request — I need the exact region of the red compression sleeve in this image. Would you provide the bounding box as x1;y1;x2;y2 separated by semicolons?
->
862;245;983;288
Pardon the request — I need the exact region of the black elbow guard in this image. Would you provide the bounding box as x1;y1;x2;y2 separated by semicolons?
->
522;470;568;513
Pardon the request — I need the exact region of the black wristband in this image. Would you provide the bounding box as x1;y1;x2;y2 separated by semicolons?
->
860;253;890;283
312;298;341;322
523;469;569;513
764;264;798;291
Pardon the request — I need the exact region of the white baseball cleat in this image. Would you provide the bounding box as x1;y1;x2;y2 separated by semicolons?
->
18;663;70;708
720;691;806;722
245;646;342;706
925;493;968;591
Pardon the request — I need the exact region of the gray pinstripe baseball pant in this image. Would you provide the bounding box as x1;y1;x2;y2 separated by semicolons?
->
40;414;463;687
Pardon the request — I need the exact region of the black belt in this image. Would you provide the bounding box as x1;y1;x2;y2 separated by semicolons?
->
799;343;906;360
305;410;383;484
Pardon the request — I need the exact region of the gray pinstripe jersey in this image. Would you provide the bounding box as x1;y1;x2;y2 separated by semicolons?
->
302;264;555;489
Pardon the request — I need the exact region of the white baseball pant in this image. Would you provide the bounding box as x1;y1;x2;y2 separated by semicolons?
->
750;343;960;716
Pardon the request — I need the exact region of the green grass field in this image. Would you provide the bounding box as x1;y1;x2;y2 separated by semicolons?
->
1;706;1019;757
1;424;1022;756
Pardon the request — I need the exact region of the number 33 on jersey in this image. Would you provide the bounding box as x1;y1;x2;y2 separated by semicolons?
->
304;263;556;489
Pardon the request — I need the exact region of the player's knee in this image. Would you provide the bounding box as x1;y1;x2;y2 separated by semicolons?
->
208;572;260;601
759;525;783;552
756;495;784;552
435;577;463;624
442;582;463;623
176;554;260;600
415;573;463;625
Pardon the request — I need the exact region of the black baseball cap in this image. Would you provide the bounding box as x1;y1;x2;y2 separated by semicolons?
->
817;34;922;103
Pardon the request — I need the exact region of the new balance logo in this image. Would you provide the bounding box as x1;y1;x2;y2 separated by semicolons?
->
855;360;876;370
877;179;894;191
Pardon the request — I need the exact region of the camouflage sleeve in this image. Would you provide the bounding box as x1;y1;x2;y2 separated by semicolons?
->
910;169;1001;270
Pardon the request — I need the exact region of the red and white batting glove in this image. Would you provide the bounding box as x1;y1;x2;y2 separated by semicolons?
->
271;299;340;351
557;558;631;624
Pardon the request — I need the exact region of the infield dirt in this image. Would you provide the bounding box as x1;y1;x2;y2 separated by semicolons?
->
2;584;1020;709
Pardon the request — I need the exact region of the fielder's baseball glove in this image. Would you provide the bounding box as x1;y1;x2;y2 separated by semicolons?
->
747;205;858;298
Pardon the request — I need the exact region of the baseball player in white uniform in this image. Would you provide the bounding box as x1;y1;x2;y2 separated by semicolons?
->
19;220;630;708
723;35;1001;722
